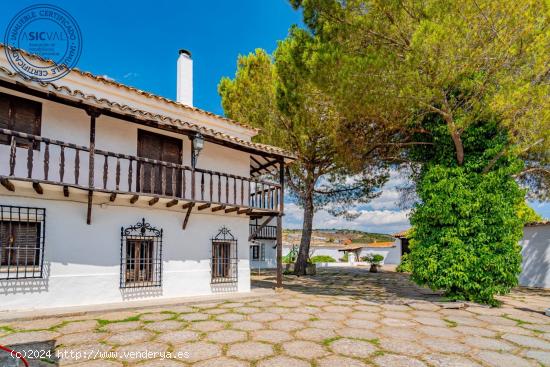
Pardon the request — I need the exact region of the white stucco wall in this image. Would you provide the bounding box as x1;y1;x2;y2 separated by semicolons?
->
519;224;550;289
0;189;251;311
250;240;277;269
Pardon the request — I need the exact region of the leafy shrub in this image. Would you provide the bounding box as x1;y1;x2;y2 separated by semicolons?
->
310;255;336;263
409;122;524;306
396;253;412;273
339;253;349;262
361;254;384;264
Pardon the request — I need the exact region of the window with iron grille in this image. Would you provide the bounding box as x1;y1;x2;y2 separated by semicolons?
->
120;218;162;288
211;227;238;284
0;205;45;279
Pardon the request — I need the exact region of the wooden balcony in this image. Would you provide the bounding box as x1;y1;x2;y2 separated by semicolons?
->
249;224;277;240
0;129;282;221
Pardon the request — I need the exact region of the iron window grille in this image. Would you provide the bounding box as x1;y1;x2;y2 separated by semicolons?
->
120;218;162;288
0;205;45;279
211;226;238;284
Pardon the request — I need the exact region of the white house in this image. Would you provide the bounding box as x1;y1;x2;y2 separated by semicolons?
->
0;45;293;311
519;221;550;288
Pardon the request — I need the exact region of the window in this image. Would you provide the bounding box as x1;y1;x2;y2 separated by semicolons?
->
137;130;182;197
211;227;238;284
0;205;45;279
120;219;162;288
251;243;265;261
0;92;42;149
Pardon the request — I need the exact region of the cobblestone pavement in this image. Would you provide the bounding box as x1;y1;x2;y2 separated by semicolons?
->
1;267;549;366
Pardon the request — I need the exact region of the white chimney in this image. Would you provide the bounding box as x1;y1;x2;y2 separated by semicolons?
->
177;49;193;106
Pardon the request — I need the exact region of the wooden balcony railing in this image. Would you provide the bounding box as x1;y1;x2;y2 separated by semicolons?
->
0;129;281;212
249;224;277;240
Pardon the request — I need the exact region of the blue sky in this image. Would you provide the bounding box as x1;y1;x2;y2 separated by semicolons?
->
1;1;547;233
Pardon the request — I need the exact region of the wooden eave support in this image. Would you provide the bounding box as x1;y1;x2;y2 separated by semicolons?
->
166;199;179;208
211;205;225;212
225;207;239;213
32;182;43;194
182;202;194;209
0;178;15;192
149;197;160;206
197;203;211;210
237;208;253;215
109;192;117;202
130;195;139;204
182;203;195;230
63;185;69;197
251;158;279;175
249;216;273;241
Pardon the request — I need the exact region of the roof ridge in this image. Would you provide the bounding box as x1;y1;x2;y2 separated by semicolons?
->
0;43;259;132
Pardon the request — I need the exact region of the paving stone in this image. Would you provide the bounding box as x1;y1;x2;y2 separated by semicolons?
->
444;316;481;327
251;329;293;343
93;311;139;321
307;320;341;330
522;323;550;333
265;307;290;314
423;353;482;367
189;320;225;332
418;326;460;338
55;331;106;346
329;338;377;358
414;317;448;327
204;308;228;315
249;312;280;322
194;357;250;367
101;321;142;332
206;330;247;343
316;355;367;367
169;305;196;313
105;330;153;345
140;313;173;322
195;302;223;309
381;304;412;311
281;312;312;321
382;311;413;319
231;321;264;331
381;318;417;327
407;302;441;311
466;306;505;316
476;315;517;326
156;330;199;344
343;318;379;329
133;360;185;367
523;350;550;366
349;311;380;320
216;313;245;322
179;313;209;321
453;326;497;337
324;305;353;313
71;360;123;367
476;351;536;367
379;338;429;356
173;341;222;362
227;341;274;360
502;333;550;349
221;302;246;309
354;305;382;312
419;338;470;354
114;341;168;362
488;324;534;335
317;312;346;321
257;355;310;367
282;340;329;359
0;330;60;345
378;326;421;340
295;327;336;342
11;318;63;330
57;320;99;334
143;320;183;332
57;342;112;365
373;354;427;367
463;336;516;351
278;300;303;307
336;327;378;340
269;320;303;331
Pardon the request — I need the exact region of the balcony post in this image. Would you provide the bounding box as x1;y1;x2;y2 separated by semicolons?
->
86;108;101;225
276;158;284;290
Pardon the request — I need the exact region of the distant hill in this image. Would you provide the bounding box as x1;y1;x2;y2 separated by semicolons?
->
283;228;393;246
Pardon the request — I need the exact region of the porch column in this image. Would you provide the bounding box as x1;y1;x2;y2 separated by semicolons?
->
276;158;284;289
86;108;100;225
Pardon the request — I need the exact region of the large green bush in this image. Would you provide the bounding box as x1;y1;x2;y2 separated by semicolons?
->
309;255;336;263
409;122;525;306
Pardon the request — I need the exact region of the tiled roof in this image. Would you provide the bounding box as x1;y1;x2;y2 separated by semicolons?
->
392;229;411;238
525;221;550;227
365;241;396;248
0;44;296;159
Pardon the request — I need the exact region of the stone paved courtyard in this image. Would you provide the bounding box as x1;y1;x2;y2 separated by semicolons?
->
1;267;549;366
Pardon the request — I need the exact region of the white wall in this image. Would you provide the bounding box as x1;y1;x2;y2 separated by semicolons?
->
0;189;251;311
250;240;277;269
519;224;550;288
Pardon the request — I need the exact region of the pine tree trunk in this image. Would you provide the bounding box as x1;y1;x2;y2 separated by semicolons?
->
294;192;314;276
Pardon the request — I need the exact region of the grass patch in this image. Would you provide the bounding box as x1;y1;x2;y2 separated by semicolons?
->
443;319;457;328
372;350;385;357
308;317;319;322
503;315;530;325
367;338;380;346
322;336;342;346
0;325;15;333
96;315;141;327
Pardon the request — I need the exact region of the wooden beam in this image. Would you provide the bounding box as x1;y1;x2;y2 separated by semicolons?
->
86;191;93;225
166;199;179;208
225;207;239;213
0;178;15;192
211;205;226;212
249;216;273;241
149;197;159;206
86;110;98;225
32;182;43;194
182;203;194;230
130;195;139;204
276;158;285;289
237;208;252;215
181;201;195;209
197;203;211;210
109;192;117;202
251;158;278;175
63;185;69;197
